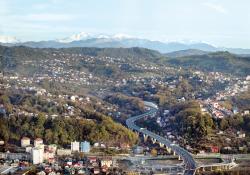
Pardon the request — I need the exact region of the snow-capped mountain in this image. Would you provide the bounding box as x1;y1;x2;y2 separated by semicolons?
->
112;33;133;40
0;35;20;43
57;32;134;43
1;32;250;54
57;32;91;43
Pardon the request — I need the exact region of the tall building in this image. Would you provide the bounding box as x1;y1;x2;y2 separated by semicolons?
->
71;141;80;152
32;147;44;164
80;141;90;153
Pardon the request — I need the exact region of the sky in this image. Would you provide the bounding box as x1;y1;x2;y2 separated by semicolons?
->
0;0;250;48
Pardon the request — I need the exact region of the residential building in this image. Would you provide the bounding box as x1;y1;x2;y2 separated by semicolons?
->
21;137;30;147
34;138;43;147
57;149;71;156
32;147;44;164
100;158;113;168
80;141;90;153
71;141;80;152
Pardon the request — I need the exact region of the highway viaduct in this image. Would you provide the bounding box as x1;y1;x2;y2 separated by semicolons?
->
126;101;237;175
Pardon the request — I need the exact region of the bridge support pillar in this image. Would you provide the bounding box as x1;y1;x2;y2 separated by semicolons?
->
173;151;176;156
166;147;171;154
202;167;205;172
159;142;164;147
178;155;181;161
151;138;156;144
143;134;148;142
196;169;200;173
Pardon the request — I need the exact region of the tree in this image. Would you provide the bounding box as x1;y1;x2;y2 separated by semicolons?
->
0;118;9;141
220;118;229;130
0;95;10;104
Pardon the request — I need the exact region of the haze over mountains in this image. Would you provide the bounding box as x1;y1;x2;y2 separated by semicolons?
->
1;32;250;55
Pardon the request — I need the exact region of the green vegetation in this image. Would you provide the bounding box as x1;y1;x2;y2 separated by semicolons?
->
104;93;145;117
0;114;138;147
1;46;249;77
231;89;250;110
0;92;138;147
170;101;214;139
167;51;250;76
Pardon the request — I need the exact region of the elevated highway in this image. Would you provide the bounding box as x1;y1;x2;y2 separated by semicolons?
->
126;101;197;175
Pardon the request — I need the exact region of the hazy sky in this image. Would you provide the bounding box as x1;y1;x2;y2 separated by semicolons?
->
0;0;250;48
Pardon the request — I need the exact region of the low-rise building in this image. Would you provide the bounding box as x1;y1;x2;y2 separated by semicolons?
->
71;141;80;152
100;158;113;168
34;138;43;147
57;149;71;156
21;137;30;147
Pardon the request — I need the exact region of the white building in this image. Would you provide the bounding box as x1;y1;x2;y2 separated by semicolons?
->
25;146;33;153
100;159;113;168
21;137;30;147
34;138;43;147
71;141;80;152
32;147;44;164
57;149;72;156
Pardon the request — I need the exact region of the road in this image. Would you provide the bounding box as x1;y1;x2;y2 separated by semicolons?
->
126;101;197;175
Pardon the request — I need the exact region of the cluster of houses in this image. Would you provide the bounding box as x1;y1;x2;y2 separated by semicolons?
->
0;136;118;174
202;75;250;119
18;137;92;165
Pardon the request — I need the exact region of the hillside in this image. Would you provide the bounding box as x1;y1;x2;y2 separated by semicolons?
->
165;49;208;57
0;46;162;75
166;51;250;76
1;45;250;77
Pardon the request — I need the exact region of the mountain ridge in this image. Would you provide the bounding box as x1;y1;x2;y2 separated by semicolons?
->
0;45;249;76
1;32;250;54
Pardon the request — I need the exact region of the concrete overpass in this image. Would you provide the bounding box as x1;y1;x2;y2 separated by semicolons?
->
126;101;238;175
126;101;197;175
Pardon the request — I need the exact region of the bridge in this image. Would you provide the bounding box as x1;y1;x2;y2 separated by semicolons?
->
126;101;237;175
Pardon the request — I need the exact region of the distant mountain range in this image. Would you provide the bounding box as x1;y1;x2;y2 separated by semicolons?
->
1;32;250;55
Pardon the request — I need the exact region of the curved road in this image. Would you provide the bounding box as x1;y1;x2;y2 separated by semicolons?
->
126;102;197;175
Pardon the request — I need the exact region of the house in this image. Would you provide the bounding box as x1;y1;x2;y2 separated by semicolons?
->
0;140;4;145
237;131;246;138
209;146;220;153
56;149;71;156
120;143;130;149
93;168;100;174
34;138;43;147
243;110;249;115
88;156;97;164
70;96;76;102
21;137;31;147
100;158;113;168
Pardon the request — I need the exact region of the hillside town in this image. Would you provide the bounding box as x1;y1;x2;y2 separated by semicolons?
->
0;46;250;175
